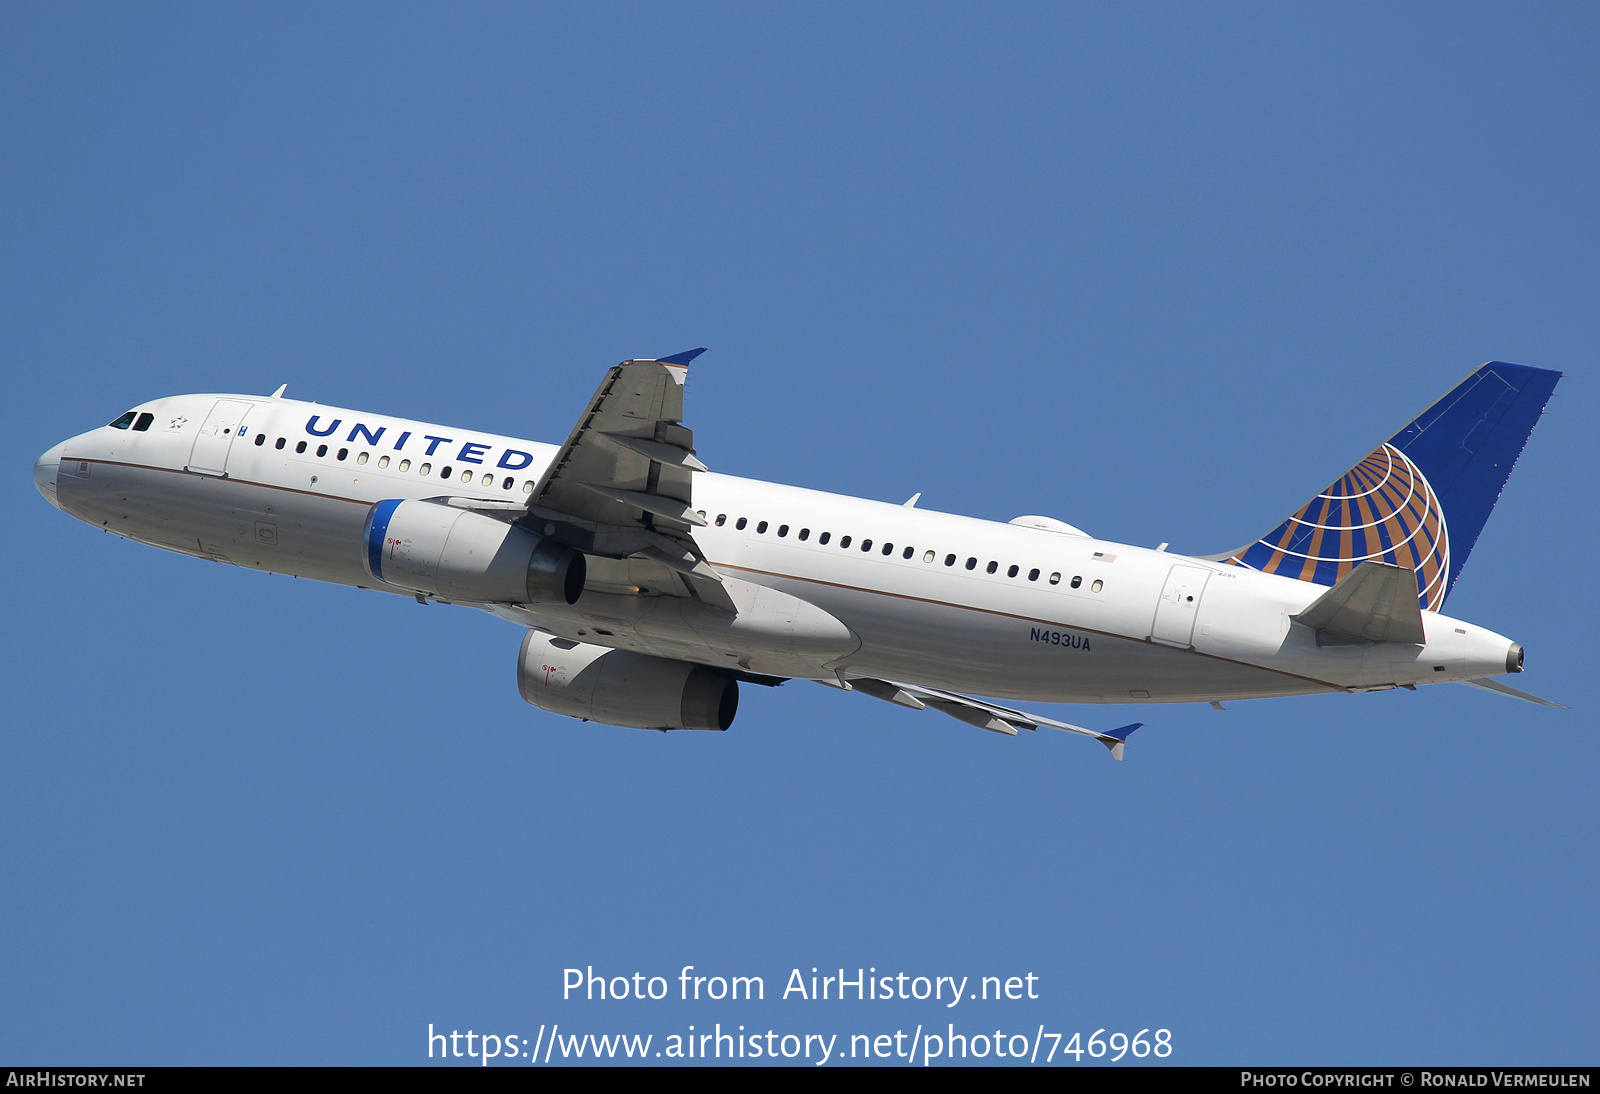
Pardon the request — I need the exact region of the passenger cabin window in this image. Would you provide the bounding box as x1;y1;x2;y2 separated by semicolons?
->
316;444;328;457
1007;564;1019;578
378;455;390;468
296;441;307;454
1028;568;1040;581
923;550;934;562
133;413;154;431
965;558;977;570
1070;575;1082;589
778;525;789;537
819;532;831;544
357;452;368;464
502;476;513;489
522;481;533;493
254;434;266;446
861;539;872;551
736;517;747;530
715;514;727;526
337;448;348;461
799;529;810;541
1091;579;1103;593
419;463;431;476
109;411;137;429
944;554;956;566
275;437;286;450
903;546;914;559
986;561;998;574
757;521;768;534
840;536;852;549
882;543;894;556
398;459;411;472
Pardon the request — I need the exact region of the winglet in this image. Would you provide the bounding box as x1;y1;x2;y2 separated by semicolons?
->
656;348;708;366
1097;722;1143;761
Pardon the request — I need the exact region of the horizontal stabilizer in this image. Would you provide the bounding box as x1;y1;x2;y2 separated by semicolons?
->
1456;677;1565;708
1292;561;1426;645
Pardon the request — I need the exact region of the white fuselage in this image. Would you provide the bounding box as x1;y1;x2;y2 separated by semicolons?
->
36;393;1521;704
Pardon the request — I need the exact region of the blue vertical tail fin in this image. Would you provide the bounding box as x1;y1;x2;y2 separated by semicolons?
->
1221;362;1561;609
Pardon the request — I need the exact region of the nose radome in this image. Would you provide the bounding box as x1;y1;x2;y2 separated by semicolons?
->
34;442;64;509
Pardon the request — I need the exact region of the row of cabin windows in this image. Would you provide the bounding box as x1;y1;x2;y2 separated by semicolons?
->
712;513;1104;592
109;411;154;431
255;433;535;492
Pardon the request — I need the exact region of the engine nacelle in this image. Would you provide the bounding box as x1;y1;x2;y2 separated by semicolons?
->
518;631;738;731
363;499;585;604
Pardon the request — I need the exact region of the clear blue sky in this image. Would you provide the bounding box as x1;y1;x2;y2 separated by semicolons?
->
3;2;1595;1066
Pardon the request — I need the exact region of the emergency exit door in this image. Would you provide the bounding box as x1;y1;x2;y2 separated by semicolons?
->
1149;564;1211;649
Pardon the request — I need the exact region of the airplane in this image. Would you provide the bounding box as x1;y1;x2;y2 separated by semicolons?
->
33;353;1561;759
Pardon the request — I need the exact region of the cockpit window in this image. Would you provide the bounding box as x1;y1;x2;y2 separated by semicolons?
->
109;411;137;429
132;413;154;431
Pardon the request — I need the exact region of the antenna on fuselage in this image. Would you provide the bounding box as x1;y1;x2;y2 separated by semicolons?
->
270;384;287;399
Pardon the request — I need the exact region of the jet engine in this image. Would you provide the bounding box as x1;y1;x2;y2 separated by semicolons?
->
518;630;738;731
362;499;585;604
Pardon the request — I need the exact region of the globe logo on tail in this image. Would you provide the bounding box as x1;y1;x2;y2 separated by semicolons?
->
1229;443;1450;611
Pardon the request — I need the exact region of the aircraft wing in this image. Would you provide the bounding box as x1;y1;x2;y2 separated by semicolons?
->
516;350;736;611
531;351;707;528
821;676;1143;759
438;348;732;610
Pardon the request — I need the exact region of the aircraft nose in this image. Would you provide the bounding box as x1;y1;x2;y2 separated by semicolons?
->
34;442;64;509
